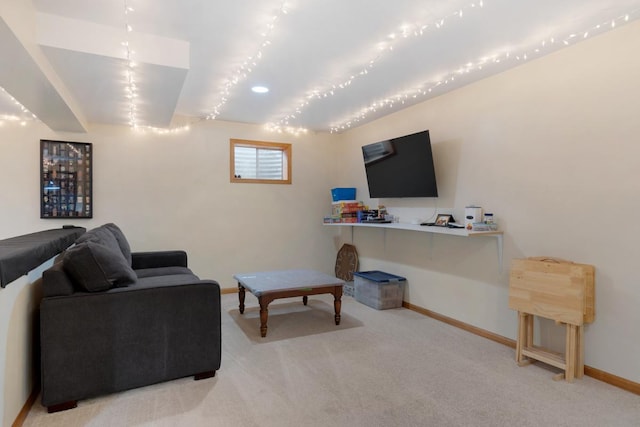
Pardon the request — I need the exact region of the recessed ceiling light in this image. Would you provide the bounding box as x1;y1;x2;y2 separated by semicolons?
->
251;86;269;94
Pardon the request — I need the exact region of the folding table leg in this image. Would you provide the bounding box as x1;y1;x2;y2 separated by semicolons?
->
565;324;577;383
516;312;527;365
576;324;584;378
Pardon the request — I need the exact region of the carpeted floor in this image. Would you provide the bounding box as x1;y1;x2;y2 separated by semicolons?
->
23;293;640;426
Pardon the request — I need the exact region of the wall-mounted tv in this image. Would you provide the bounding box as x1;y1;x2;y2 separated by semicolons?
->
362;130;438;198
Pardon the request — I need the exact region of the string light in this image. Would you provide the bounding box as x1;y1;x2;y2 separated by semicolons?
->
0;86;39;127
205;1;289;121
113;3;637;136
123;0;139;129
263;123;308;136
120;1;196;134
132;123;193;135
328;8;639;133
266;1;486;135
130;1;289;134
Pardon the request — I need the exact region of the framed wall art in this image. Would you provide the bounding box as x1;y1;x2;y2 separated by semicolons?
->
40;139;93;218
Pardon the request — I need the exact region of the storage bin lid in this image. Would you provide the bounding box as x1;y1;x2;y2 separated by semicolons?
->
353;270;406;282
331;187;356;201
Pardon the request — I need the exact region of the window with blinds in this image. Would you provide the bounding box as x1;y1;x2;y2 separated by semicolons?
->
230;139;292;184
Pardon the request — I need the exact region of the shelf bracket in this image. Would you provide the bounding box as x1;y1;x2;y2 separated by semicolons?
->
496;234;503;273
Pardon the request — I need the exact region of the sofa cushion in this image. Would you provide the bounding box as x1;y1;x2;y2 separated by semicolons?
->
103;223;132;266
135;266;194;278
63;242;137;292
76;225;123;258
131;273;203;290
131;251;188;270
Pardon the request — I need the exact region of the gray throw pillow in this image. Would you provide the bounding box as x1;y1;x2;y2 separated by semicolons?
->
63;242;137;292
76;225;123;257
103;223;132;266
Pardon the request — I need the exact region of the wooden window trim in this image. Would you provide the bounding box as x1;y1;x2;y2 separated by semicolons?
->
230;139;292;184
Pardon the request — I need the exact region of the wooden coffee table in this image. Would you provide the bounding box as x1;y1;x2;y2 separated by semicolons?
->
233;269;344;337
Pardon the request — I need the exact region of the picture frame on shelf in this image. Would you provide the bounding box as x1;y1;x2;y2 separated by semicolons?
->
434;214;453;226
40;139;93;219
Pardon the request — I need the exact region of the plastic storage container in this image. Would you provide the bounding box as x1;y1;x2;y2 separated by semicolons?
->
353;271;406;310
342;281;355;297
331;187;356;202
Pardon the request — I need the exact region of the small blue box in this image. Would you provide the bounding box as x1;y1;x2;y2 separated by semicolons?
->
331;187;356;202
353;271;406;310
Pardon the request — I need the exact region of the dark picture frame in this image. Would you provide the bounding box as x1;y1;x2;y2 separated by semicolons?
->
434;214;453;226
40;139;93;218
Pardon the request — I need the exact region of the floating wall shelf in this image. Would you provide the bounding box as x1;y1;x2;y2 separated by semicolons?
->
323;222;504;272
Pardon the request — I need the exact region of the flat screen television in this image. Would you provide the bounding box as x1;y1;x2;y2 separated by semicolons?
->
362;130;438;198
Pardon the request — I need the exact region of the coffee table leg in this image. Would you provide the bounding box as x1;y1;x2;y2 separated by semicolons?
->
238;283;245;314
259;297;269;337
334;289;342;325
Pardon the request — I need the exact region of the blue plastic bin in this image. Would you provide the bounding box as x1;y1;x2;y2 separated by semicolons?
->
331;187;356;202
353;271;406;310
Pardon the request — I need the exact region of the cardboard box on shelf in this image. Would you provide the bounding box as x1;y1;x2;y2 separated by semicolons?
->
331;201;366;216
341;217;358;223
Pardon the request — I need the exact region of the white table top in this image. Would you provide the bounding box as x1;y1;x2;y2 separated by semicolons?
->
233;269;344;296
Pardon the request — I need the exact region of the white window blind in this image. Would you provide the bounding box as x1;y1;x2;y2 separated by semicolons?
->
234;146;285;180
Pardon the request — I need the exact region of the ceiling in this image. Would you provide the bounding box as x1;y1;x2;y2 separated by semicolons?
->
2;0;640;134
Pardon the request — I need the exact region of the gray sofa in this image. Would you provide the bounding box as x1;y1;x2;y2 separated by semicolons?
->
40;223;221;412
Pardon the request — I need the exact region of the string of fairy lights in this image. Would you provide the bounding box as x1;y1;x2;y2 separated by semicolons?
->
119;1;290;134
122;3;640;135
1;3;637;135
265;1;487;135
122;0;139;129
205;1;289;121
138;1;290;134
122;0;140;130
327;8;639;133
120;0;194;134
0;87;38;127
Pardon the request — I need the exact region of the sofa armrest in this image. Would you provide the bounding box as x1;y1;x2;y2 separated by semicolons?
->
131;250;187;269
42;262;76;297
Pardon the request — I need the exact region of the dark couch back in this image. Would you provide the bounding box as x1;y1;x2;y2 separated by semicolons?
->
42;262;76;297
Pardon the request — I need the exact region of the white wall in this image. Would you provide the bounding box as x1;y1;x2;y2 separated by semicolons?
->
2;16;639;425
0;261;49;427
0;119;341;284
330;20;640;383
0;118;341;424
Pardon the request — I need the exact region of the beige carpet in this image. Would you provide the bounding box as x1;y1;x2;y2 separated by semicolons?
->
24;293;640;426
